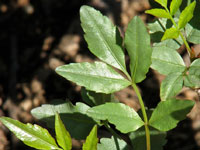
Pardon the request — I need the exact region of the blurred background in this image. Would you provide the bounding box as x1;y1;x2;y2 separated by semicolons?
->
0;0;199;149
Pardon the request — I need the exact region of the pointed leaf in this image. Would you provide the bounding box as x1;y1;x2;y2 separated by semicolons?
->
187;28;200;44
147;18;183;49
82;125;98;150
55;112;72;150
149;99;194;131
189;58;200;75
81;87;117;106
161;27;180;41
80;6;127;75
155;0;167;8
98;136;128;150
0;117;60;150
56;62;131;94
178;1;196;29
129;127;167;150
151;46;186;75
31;101;96;140
184;58;200;88
160;73;184;101
87;103;144;133
145;9;170;18
125;16;152;83
170;0;183;15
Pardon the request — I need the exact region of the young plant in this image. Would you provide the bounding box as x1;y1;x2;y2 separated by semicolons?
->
0;0;199;149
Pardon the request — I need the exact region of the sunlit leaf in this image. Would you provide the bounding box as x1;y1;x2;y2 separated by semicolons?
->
56;62;131;94
145;9;170;18
178;1;196;29
125;16;152;83
98;136;128;150
160;73;184;101
184;58;200;88
151;46;186;75
80;6;128;75
87;103;144;133
0;117;60;150
149;99;194;131
55;112;72;150
82;125;98;150
161;27;180;41
155;0;168;8
170;0;183;15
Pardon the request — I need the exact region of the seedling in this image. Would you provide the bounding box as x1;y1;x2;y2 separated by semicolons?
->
1;0;200;149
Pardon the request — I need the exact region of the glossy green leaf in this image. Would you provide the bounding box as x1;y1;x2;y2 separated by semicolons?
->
145;9;170;18
155;0;167;8
0;117;60;150
98;136;128;150
81;87;117;106
149;99;194;131
160;73;184;101
56;62;131;94
87;103;144;133
82;125;98;150
170;0;183;15
124;16;152;83
80;6;127;75
178;1;196;29
151;46;186;75
55;112;72;150
161;27;180;41
31;101;96;140
129;127;167;150
184;58;200;88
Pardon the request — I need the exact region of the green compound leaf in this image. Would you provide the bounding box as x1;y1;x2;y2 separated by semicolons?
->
161;27;180;41
82;125;98;150
160;73;184;101
145;9;170;18
98;136;128;150
129;127;167;150
149;99;195;131
125;16;152;83
151;46;186;75
155;0;167;8
81;87;117;106
0;117;60;150
178;1;196;29
31;101;96;140
56;62;131;94
170;0;183;16
184;58;200;88
55;113;72;150
87;103;144;133
80;6;127;75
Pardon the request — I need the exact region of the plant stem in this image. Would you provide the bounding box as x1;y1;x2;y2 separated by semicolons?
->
164;8;193;57
132;83;151;150
104;121;122;139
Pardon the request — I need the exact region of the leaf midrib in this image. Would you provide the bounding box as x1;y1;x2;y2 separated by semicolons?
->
57;70;127;81
5;120;58;149
85;9;126;72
